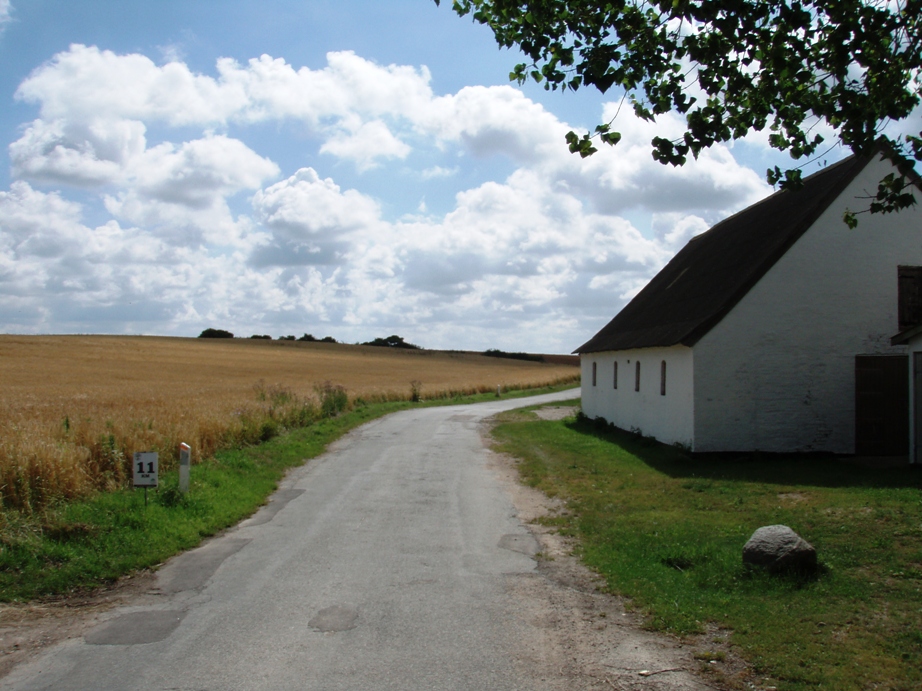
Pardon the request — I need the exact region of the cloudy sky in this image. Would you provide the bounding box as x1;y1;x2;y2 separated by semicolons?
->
0;0;839;352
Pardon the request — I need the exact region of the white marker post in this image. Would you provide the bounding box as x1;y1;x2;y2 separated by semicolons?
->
133;452;159;506
179;443;191;494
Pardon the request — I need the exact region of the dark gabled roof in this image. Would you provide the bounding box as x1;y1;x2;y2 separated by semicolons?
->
576;144;897;354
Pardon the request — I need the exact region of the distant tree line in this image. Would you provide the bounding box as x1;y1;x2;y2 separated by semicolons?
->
198;330;548;362
197;331;549;363
197;329;336;343
361;335;420;349
482;348;544;363
287;334;337;343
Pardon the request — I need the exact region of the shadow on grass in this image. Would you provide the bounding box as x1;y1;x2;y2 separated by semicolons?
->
566;415;922;491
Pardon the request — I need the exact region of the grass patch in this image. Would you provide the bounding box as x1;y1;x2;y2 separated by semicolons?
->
491;408;922;691
0;384;576;602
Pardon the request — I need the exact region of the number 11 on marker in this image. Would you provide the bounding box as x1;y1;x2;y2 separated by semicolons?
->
133;452;159;487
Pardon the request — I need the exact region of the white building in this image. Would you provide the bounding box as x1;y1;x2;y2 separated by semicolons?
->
577;144;922;457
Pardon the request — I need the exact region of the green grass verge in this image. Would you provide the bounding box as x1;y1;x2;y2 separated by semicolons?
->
491;405;922;691
0;383;576;602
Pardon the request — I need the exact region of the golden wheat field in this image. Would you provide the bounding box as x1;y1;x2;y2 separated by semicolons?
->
0;335;579;511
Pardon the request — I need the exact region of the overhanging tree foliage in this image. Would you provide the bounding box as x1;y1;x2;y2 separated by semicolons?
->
436;0;922;224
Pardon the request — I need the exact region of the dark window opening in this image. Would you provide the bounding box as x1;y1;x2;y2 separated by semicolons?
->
592;361;597;386
613;361;618;389
635;361;641;392
660;360;666;395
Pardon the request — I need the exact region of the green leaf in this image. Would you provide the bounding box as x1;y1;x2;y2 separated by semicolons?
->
600;130;622;146
566;130;598;157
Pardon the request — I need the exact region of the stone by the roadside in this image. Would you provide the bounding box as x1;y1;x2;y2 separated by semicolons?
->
743;525;817;573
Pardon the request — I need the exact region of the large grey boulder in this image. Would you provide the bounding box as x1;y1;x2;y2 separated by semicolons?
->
743;525;817;573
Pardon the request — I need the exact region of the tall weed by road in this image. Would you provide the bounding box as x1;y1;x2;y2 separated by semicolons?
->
316;381;349;418
492;409;922;691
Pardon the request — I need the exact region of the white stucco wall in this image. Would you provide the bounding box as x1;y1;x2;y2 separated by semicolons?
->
692;155;920;453
581;346;694;448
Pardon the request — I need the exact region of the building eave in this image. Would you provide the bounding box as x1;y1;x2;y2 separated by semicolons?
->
891;323;922;346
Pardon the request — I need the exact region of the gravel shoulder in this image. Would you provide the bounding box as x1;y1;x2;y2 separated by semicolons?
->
484;410;754;691
0;571;157;679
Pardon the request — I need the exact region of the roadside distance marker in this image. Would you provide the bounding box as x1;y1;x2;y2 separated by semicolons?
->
133;451;159;506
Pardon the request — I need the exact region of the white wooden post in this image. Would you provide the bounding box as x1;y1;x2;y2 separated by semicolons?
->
179;443;191;494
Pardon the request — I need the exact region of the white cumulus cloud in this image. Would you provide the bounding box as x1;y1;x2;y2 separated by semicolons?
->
1;44;783;350
0;1;11;34
319;119;411;170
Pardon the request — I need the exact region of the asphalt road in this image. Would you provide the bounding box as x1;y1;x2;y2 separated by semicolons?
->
4;389;582;691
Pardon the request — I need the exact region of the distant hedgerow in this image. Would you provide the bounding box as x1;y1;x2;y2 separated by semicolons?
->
483;348;543;362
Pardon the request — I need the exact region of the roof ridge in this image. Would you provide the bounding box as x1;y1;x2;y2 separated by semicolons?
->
694;151;869;243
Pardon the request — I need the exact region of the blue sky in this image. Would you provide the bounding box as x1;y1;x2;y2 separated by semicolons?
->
0;0;836;352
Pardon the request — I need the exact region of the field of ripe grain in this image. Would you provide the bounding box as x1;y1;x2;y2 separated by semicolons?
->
0;335;579;511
